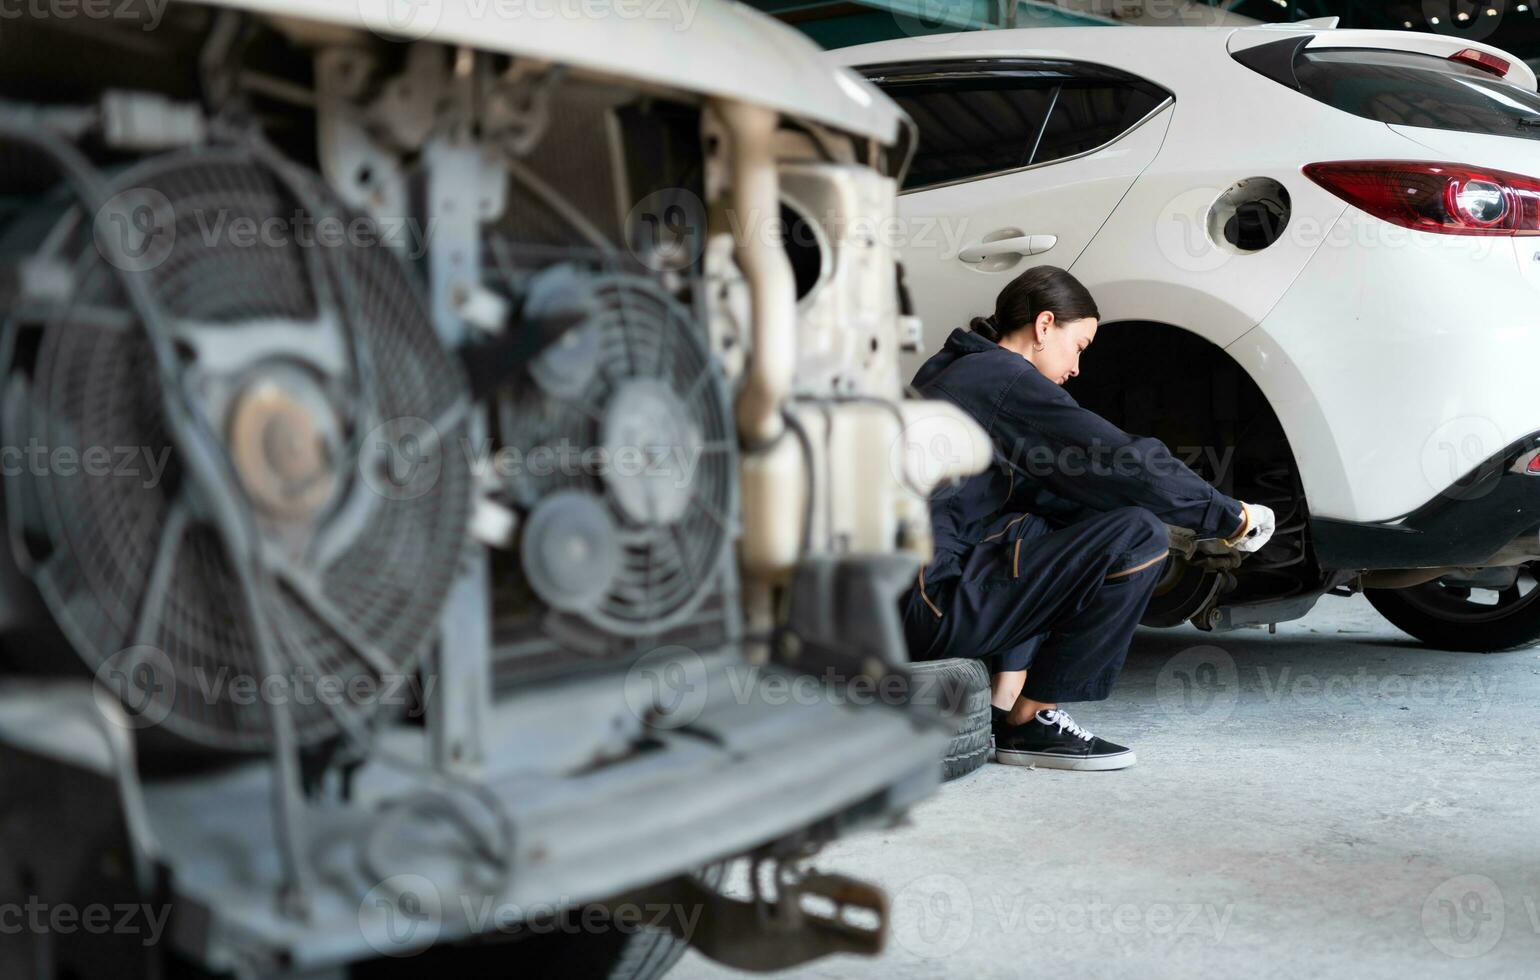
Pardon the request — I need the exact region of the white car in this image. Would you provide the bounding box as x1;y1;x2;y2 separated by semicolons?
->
832;23;1540;651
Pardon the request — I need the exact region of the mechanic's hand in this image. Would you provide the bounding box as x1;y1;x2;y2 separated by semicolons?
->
1165;523;1197;559
1231;503;1276;554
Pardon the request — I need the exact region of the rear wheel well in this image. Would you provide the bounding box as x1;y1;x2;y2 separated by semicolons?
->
1066;320;1319;603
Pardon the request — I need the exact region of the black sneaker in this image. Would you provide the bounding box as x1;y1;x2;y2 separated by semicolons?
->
991;706;1136;771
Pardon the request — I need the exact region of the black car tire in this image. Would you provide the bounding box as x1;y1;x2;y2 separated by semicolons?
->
582;862;728;980
355;865;727;980
905;658;993;781
1368;579;1540;652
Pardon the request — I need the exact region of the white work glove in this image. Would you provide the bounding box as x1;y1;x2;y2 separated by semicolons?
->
1229;503;1276;554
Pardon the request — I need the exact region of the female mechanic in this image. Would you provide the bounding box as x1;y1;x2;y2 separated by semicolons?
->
902;266;1275;770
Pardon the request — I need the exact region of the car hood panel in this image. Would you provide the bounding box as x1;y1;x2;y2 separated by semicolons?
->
198;0;903;143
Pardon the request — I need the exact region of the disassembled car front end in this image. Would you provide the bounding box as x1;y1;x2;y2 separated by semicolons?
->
0;1;988;976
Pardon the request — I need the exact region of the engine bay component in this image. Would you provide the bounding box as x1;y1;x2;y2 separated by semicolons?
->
530;322;602;400
519;490;621;613
601;378;700;525
780;161;905;399
3;149;472;751
226;367;343;521
0;5;963;976
494;272;735;641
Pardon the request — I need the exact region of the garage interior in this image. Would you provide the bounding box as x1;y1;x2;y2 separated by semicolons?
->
678;3;1540;977
1;1;1536;978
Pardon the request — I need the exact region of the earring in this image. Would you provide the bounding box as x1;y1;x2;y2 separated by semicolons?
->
1033;342;1044;352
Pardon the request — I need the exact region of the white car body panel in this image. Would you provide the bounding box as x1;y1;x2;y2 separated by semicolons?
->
1390;123;1540;173
203;0;905;143
835;26;1540;526
1234;225;1533;521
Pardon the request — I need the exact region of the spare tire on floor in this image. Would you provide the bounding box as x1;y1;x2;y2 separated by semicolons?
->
904;658;992;781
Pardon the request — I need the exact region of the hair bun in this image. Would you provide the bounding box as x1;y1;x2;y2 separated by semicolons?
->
970;313;1001;341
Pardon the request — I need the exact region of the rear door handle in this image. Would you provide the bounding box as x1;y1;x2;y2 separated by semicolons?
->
958;234;1057;264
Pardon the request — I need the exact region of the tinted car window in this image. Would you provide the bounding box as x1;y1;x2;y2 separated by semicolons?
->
1295;49;1540;141
870;63;1170;192
1032;84;1167;162
883;80;1059;191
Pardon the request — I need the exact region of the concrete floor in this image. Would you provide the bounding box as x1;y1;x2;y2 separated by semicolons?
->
674;593;1540;980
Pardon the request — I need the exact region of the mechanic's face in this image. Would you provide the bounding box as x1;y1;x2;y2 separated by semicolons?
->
1007;313;1098;386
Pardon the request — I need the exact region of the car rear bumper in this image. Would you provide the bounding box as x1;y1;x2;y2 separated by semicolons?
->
1312;431;1540;570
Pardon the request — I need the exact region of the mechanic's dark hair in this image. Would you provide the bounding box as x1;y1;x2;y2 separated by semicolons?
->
970;265;1100;343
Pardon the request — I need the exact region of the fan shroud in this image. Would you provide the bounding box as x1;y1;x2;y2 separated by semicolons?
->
494;272;736;643
6;151;472;751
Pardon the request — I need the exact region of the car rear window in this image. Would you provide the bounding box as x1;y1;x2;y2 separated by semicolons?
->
1293;48;1540;141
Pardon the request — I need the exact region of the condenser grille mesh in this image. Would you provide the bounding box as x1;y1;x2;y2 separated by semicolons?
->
18;153;470;750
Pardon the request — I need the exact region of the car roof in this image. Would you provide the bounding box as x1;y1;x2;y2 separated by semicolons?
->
828;25;1538;95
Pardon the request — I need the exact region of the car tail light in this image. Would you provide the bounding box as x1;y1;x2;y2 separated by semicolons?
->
1450;48;1511;77
1512;448;1540;474
1303;161;1540;236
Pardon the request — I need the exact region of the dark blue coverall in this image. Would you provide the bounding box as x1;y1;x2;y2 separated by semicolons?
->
901;328;1246;704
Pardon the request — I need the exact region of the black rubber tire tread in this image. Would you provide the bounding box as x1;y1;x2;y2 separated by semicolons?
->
906;658;992;781
353;865;728;980
1367;587;1540;653
599;863;728;980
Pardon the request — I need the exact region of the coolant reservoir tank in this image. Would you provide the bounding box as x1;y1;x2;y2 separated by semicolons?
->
891;400;993;499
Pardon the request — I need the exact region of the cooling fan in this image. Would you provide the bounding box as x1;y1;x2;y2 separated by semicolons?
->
3;150;472;751
495;272;736;644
